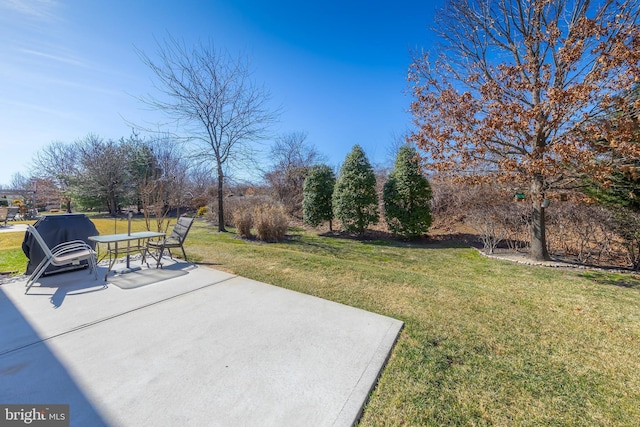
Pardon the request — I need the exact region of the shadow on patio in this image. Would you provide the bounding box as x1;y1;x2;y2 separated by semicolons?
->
0;286;111;426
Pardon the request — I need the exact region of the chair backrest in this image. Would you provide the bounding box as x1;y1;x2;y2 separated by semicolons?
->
169;217;194;242
27;225;54;259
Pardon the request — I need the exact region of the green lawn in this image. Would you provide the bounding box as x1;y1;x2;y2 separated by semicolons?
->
2;218;639;425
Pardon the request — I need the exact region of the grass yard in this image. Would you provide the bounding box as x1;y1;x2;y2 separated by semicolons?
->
2;217;639;425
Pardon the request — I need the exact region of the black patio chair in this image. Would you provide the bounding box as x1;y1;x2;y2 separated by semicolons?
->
147;217;195;267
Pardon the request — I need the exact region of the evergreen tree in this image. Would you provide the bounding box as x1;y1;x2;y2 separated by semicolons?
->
383;145;433;238
582;84;640;268
333;145;379;234
302;164;336;230
585;83;640;210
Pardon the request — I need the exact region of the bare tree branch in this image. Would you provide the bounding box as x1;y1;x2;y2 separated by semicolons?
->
136;36;279;231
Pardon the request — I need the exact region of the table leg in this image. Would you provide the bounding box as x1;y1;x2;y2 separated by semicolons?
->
140;238;149;266
104;241;119;281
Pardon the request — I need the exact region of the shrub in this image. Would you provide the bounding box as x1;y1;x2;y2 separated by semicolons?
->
608;207;640;269
464;186;518;254
547;201;616;265
218;194;271;227
466;205;504;254
254;204;288;242
233;208;253;239
196;206;209;217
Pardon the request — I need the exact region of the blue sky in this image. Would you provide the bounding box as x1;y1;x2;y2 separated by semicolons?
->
0;0;441;186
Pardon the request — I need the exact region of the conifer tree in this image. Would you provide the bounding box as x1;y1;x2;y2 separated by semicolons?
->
333;145;379;234
302;164;336;230
383;145;432;238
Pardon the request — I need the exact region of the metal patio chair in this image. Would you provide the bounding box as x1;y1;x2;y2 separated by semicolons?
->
147;217;195;267
25;225;98;294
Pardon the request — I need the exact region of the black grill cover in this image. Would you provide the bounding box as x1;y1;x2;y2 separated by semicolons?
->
22;214;99;275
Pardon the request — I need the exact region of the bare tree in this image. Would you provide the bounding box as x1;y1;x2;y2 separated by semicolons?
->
264;131;323;217
385;130;412;166
31;141;79;213
409;0;640;260
75;135;130;215
132;136;190;232
8;172;29;191
185;163;217;210
31;177;61;211
137;37;279;231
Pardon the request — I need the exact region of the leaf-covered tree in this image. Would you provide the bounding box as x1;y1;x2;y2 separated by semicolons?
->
409;0;640;260
138;37;278;232
333;145;379;234
383;145;433;238
302;164;336;230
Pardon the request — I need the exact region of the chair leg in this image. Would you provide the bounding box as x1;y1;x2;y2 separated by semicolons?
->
25;258;50;288
25;260;53;294
89;255;98;279
26;258;48;287
181;245;187;261
156;246;165;268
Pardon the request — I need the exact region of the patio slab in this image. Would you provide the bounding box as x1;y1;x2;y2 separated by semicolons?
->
0;260;403;426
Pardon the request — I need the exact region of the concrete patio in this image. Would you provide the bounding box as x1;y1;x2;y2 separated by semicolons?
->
0;258;403;426
0;223;28;233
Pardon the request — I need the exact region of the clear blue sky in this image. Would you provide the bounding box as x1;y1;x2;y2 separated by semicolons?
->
0;0;441;186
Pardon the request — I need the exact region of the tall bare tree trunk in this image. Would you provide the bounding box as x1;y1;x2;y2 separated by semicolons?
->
217;163;226;232
530;176;550;261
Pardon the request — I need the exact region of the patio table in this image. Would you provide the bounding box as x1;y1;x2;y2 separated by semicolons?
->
89;231;165;281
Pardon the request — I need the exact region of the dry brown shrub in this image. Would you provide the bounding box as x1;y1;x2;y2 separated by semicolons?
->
254;203;289;242
207;191;271;228
233;208;253;238
546;201;615;264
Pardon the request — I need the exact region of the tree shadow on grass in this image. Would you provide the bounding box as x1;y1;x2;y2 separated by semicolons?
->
240;225;478;251
299;229;479;250
579;271;640;289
